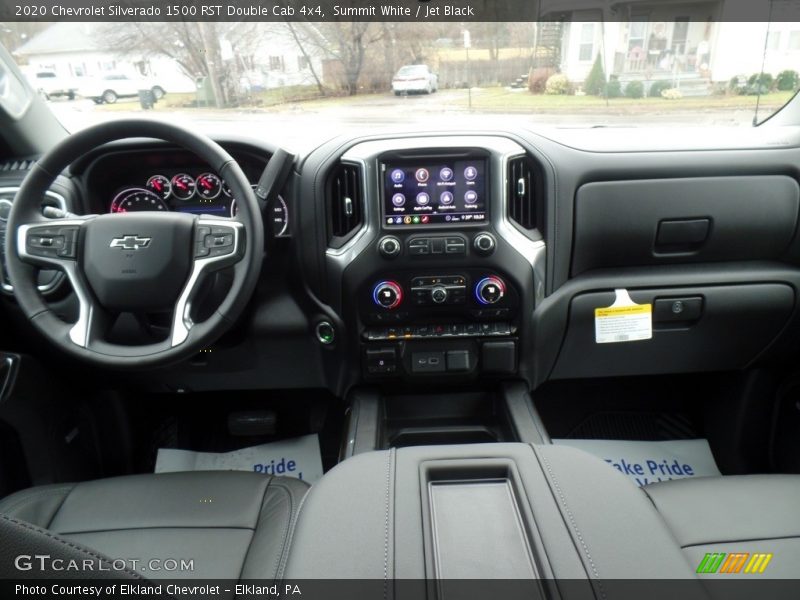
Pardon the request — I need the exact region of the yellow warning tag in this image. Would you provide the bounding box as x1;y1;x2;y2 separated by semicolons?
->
594;289;652;344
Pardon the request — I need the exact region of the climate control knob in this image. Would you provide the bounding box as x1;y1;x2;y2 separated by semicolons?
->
378;236;401;259
475;276;505;305
430;286;449;304
373;281;403;310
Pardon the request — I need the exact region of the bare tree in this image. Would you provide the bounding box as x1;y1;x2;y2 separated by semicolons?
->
290;21;384;95
284;22;326;95
96;22;262;107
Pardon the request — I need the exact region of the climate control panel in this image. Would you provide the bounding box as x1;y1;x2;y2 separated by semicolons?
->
360;270;520;380
363;270;517;325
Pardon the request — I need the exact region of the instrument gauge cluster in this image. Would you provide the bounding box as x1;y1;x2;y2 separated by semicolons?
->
108;172;289;235
100;157;290;238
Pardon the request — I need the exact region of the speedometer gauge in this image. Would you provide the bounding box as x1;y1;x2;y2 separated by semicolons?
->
170;173;196;201
196;172;222;200
110;188;168;213
146;175;171;200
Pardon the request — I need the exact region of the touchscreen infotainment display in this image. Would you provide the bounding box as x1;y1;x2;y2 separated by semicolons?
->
381;159;487;226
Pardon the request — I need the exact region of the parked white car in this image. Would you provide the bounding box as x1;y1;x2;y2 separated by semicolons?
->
25;71;77;100
77;73;166;104
391;65;438;95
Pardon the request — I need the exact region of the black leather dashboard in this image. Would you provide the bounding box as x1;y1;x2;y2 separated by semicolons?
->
3;125;800;393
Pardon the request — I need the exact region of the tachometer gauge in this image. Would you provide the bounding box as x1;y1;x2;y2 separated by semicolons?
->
170;173;196;201
196;172;222;201
110;188;168;213
146;174;171;200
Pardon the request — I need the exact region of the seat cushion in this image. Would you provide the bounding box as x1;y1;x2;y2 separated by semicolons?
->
0;471;308;579
643;475;800;578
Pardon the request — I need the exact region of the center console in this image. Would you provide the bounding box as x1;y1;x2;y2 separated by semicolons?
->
325;136;546;385
285;442;706;597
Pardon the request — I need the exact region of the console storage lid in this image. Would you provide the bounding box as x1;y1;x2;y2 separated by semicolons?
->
284;443;706;597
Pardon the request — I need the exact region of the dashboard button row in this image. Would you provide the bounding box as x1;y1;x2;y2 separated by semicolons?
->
407;235;466;256
364;322;513;341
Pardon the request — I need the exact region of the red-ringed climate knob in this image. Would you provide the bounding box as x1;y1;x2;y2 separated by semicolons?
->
475;276;505;305
373;281;403;310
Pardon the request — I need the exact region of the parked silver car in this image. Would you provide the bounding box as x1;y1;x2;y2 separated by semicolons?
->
391;64;438;95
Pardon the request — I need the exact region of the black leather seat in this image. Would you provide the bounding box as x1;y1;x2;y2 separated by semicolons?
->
644;475;800;578
0;471;308;580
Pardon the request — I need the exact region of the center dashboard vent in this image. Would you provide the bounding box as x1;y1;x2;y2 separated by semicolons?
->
326;162;363;247
507;155;540;231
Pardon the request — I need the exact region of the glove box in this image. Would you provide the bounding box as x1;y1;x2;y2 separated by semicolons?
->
550;284;794;379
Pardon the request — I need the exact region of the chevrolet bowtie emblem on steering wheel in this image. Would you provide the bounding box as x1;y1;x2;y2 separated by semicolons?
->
110;235;152;250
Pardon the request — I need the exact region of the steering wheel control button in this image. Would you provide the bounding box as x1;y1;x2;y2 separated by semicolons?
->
473;232;496;256
196;224;237;259
205;233;234;248
373;281;403;310
315;321;336;345
193;225;211;258
476;276;506;305
25;225;79;261
378;236;401;259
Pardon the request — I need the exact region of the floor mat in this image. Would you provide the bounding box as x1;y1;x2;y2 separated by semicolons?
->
552;438;720;487
155;433;323;484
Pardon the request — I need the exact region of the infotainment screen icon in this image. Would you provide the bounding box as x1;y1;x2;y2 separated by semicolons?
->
381;158;487;226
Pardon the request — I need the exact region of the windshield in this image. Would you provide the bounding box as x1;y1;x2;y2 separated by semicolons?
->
2;13;800;144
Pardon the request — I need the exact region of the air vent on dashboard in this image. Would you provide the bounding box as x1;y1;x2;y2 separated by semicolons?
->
507;156;538;230
327;162;363;246
0;159;34;172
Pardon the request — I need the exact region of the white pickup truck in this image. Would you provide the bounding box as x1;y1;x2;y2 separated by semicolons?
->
76;73;166;105
25;70;77;100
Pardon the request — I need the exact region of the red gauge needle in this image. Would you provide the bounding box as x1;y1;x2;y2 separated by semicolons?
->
201;179;211;189
153;181;162;191
176;181;186;189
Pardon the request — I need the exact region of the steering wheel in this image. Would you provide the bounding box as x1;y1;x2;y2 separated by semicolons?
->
4;119;264;369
